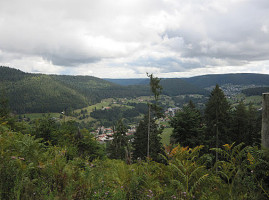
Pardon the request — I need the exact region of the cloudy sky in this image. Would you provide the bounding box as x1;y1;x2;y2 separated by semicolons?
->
0;0;269;78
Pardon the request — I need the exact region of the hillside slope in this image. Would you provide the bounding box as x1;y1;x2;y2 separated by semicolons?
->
0;66;150;113
183;73;269;88
106;78;208;96
160;78;208;96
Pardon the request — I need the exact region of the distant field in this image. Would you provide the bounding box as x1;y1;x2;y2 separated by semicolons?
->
244;95;262;106
230;94;262;109
161;128;173;146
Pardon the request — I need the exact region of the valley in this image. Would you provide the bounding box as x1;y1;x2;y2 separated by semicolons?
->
1;66;268;199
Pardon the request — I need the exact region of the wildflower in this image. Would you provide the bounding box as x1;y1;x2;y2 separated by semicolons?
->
37;163;45;169
18;157;25;161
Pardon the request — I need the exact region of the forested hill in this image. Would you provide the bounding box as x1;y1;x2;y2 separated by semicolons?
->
104;78;149;86
160;78;208;95
183;73;269;88
242;87;269;96
106;78;208;95
0;66;150;113
3;66;267;114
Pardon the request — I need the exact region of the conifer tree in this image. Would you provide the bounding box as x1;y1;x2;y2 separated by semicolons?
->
133;73;163;161
231;102;261;146
204;85;231;147
147;73;163;118
132;114;163;161
170;101;206;147
231;100;248;143
107;119;128;160
246;103;261;146
0;90;10;118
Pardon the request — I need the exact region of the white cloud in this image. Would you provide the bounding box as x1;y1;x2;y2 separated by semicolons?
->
0;0;269;78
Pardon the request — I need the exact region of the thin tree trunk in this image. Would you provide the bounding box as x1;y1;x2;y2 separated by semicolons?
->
147;105;150;158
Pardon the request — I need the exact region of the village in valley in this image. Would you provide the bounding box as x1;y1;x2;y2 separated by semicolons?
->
92;106;180;143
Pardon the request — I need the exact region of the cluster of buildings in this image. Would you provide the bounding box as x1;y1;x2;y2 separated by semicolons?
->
165;107;180;117
91;107;180;143
91;126;136;142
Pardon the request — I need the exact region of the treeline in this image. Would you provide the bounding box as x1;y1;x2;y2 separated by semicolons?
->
90;103;148;127
161;78;208;96
184;73;269;88
242;87;269;96
170;85;261;149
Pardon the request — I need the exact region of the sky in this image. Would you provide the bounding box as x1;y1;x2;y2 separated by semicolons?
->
0;0;269;78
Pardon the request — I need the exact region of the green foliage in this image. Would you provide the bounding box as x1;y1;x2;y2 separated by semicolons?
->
211;143;269;199
184;73;269;88
230;102;261;146
164;145;220;199
147;73;162;102
0;89;10;118
0;66;150;114
1;119;268;200
161;78;209;96
242;87;269;96
147;73;163;118
90;106;142;126
204;84;231;146
107;119;130;160
133;114;163;161
170;101;206;147
31;116;105;161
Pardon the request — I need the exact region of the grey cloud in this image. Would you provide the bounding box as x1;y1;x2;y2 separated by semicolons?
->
128;56;203;73
0;0;269;77
162;0;269;66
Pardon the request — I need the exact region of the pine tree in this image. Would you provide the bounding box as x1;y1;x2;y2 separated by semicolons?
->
147;73;163;118
230;100;248;144
204;85;231;147
107;119;128;160
132;114;163;161
0;90;10;118
133;73;163;161
246;103;261;146
170;101;206;147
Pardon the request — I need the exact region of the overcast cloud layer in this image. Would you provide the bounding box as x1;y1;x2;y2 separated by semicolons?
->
0;0;269;78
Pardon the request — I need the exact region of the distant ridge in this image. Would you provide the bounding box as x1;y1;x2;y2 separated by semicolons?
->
160;78;208;96
105;78;208;95
104;78;149;86
0;66;149;113
183;73;269;88
2;66;269;113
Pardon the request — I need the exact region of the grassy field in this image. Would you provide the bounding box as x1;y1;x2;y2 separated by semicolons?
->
161;128;173;146
244;95;262;106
